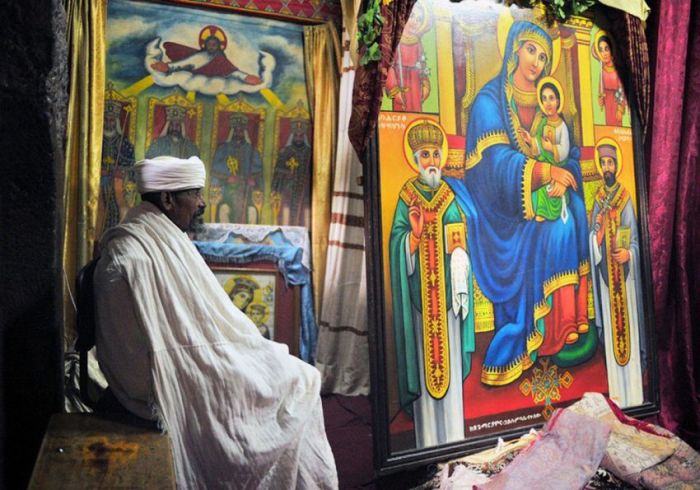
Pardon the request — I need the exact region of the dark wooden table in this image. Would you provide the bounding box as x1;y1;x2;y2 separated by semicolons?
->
29;412;176;489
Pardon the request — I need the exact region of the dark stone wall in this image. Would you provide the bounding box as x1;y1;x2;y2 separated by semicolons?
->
0;0;67;487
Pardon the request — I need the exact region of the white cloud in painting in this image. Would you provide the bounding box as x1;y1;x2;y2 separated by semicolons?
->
108;16;158;44
144;38;276;96
259;34;304;67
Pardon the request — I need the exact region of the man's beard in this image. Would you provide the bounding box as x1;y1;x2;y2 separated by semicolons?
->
189;211;206;236
604;171;616;187
419;166;442;189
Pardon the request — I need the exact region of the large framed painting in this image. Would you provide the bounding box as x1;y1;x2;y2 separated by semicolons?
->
366;0;659;473
100;0;315;236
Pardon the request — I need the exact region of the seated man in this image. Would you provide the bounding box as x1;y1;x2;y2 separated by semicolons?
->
94;155;338;489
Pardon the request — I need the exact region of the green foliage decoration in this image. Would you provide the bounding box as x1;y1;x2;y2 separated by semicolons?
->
357;0;385;66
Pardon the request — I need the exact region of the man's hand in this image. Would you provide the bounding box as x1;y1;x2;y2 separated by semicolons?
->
150;61;170;73
595;212;605;245
612;247;630;264
408;199;424;239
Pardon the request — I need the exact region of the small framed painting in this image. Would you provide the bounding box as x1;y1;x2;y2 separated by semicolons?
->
208;261;299;353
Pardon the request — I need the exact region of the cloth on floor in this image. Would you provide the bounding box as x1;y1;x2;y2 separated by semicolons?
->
438;463;490;489
569;392;700;489
636;438;700;489
434;430;539;488
474;408;610;490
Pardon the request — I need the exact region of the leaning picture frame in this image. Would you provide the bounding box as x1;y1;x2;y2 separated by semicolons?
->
207;261;300;355
365;0;659;474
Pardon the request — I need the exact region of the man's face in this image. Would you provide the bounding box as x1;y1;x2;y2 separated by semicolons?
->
416;145;442;189
292;129;306;146
232;290;252;310
600;156;617;186
205;37;221;54
541;87;560;116
168;188;206;232
104;113;117;133
168;119;183;139
231;121;246;141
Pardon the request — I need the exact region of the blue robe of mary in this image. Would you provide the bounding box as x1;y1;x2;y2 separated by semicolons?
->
444;21;590;386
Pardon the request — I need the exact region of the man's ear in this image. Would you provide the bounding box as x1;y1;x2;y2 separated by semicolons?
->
161;191;175;211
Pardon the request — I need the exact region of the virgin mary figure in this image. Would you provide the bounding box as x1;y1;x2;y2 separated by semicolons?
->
445;20;592;387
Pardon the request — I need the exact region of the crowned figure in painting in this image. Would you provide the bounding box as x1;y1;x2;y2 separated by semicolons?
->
389;118;475;449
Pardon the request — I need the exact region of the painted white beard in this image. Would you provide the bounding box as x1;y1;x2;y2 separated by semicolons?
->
419;166;442;189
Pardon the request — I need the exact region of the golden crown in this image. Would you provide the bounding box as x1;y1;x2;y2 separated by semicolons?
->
165;105;187;120
407;121;443;152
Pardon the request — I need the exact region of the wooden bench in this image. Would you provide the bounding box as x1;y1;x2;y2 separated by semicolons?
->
29;413;176;489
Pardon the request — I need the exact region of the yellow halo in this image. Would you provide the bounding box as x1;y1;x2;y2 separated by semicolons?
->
247;302;270;322
406;1;432;37
497;8;561;75
594;136;623;178
402;118;449;174
536;76;565;114
592;29;613;62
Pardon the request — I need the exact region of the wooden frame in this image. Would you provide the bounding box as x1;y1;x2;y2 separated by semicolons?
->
207;260;300;354
366;1;659;474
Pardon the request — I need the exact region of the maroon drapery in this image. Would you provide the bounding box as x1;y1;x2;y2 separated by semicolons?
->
348;0;417;157
646;0;700;448
605;9;650;138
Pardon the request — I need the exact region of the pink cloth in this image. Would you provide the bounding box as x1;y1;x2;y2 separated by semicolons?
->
476;409;610;490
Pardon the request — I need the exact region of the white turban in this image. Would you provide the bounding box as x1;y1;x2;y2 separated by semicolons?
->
135;156;206;193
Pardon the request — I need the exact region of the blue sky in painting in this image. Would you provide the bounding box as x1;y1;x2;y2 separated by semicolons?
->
106;0;306;98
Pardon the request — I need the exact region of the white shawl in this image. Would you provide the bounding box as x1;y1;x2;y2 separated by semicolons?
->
100;203;338;489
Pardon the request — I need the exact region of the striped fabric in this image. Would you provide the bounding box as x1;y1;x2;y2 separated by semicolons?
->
315;30;370;396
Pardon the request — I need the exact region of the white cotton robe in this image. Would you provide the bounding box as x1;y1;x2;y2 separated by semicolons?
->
95;202;338;489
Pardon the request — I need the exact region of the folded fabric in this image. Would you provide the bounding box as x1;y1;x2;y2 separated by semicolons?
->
636;438;700;488
475;409;610;490
568;393;679;482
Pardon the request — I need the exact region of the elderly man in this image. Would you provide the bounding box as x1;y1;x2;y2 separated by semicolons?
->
94;155;337;489
388;119;475;449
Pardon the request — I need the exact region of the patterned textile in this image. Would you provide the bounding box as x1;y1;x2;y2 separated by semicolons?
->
171;0;340;23
636;439;700;489
348;0;417;157
568;393;679;481
584;468;634;489
475;409;610;490
315;29;370;395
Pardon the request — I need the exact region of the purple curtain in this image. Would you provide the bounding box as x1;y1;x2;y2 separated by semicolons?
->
646;0;700;448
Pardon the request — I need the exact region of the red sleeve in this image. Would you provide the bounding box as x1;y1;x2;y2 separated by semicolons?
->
193;53;238;77
163;42;198;62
